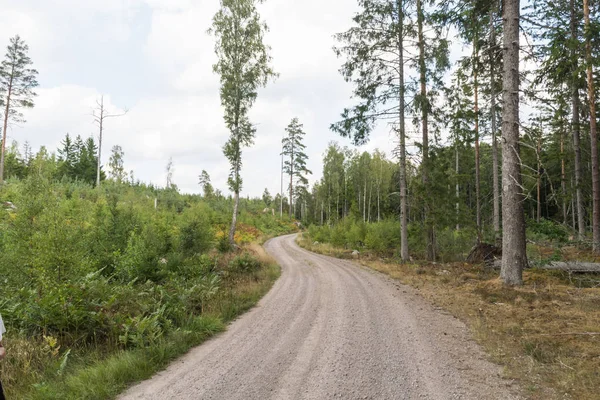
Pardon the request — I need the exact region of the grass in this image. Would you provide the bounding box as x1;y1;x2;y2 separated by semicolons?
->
3;246;281;400
297;234;600;400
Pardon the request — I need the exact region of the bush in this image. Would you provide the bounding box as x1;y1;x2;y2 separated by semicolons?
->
228;253;261;274
365;219;401;254
527;218;570;243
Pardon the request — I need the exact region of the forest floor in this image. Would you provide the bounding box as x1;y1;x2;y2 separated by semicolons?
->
119;234;521;400
297;236;600;400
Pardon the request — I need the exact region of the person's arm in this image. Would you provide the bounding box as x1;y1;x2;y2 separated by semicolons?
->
0;341;5;360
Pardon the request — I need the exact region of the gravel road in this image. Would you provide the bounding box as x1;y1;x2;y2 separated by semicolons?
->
119;234;521;400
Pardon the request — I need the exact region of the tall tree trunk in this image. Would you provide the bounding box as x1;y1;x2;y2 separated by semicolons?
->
572;0;586;239
537;135;542;222
474;37;482;241
490;7;501;241
584;0;600;252
561;127;568;225
96;96;104;187
280;143;283;218
363;179;367;222
1;70;14;184
289;143;294;218
500;0;527;286
398;0;409;262
456;143;460;231
417;0;434;260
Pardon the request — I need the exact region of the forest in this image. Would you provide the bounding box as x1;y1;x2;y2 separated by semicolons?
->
271;0;600;274
0;0;599;398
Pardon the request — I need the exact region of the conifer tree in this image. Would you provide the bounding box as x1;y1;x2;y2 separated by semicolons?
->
0;35;38;183
333;0;412;261
199;170;214;198
501;0;527;285
282;118;311;218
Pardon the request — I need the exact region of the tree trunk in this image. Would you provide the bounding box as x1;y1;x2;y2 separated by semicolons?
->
398;0;409;262
537;135;542;223
417;0;434;261
500;0;527;286
289;142;294;218
584;0;600;252
474;38;482;241
0;72;14;184
456;143;460;231
96;96;104;188
363;179;367;222
229;190;240;244
572;0;586;239
561;128;568;224
280;145;284;218
490;6;501;240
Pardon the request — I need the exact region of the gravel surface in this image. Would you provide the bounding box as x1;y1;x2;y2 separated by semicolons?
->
119;234;522;400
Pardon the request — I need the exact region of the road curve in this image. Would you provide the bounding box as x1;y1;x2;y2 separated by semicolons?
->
119;234;521;400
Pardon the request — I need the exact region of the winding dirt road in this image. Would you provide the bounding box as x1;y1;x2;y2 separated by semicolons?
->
120;234;521;400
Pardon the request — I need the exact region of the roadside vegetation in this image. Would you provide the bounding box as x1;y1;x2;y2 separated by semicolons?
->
299;223;600;400
0;176;295;399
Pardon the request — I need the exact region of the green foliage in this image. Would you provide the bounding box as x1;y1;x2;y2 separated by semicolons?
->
229;253;261;274
527;218;570;243
0;175;292;398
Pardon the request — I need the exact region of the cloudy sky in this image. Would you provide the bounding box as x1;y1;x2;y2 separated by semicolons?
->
0;0;449;197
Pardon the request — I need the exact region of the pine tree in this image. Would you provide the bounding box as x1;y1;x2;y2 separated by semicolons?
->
282;118;311;218
210;0;276;244
333;0;413;261
501;0;527;285
199;170;214;198
584;0;600;252
0;35;38;183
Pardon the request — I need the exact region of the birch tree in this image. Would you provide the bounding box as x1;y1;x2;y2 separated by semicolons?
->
210;0;275;244
0;35;38;184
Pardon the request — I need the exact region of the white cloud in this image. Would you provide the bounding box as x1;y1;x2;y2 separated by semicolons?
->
0;0;410;197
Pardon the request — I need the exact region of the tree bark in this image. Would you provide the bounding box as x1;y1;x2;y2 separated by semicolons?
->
417;0;435;261
474;36;482;241
490;6;501;240
537;135;542;222
500;0;527;286
289;140;294;218
0;67;14;184
561;127;568;225
572;0;586;239
96;96;104;187
398;0;409;262
584;0;600;252
229;190;240;244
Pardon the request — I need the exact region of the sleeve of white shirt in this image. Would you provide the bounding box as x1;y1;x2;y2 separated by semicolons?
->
0;314;5;341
